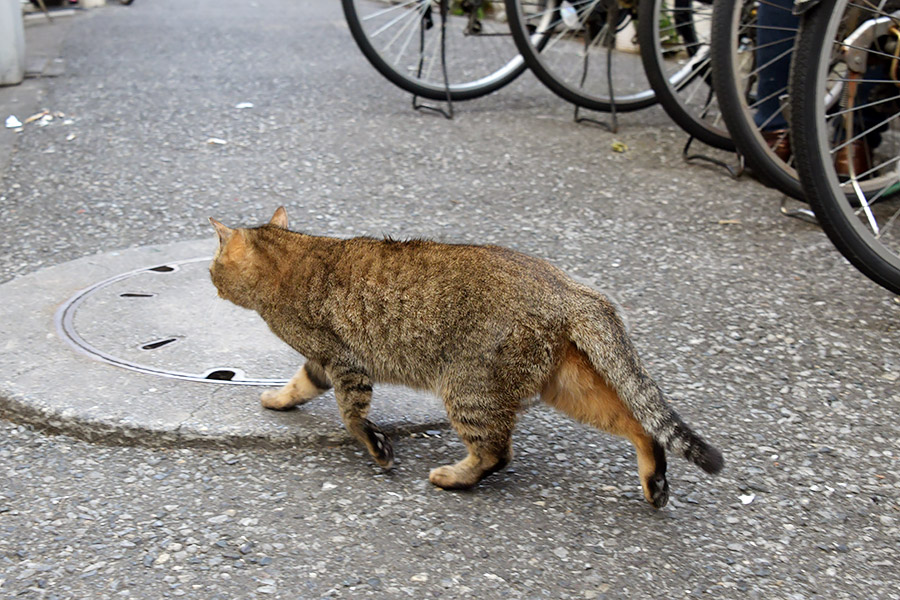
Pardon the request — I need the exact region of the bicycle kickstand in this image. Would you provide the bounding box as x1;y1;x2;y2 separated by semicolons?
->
779;197;817;224
574;105;617;133
412;0;453;119
573;16;617;133
683;135;745;178
412;94;453;119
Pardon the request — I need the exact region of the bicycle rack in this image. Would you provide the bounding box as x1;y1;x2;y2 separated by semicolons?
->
412;0;454;119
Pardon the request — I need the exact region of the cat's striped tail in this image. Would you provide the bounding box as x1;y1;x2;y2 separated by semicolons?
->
567;296;724;475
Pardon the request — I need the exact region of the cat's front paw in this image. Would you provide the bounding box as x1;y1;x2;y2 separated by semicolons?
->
260;390;297;411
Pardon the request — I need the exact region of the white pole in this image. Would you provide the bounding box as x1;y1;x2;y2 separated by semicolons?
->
0;0;26;86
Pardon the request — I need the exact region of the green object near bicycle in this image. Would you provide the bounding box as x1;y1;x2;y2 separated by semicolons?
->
658;1;681;49
451;0;487;19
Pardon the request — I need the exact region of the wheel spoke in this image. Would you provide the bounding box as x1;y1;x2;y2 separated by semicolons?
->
362;0;422;24
370;3;422;41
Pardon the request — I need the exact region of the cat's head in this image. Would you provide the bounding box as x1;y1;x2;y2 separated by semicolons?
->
208;207;289;309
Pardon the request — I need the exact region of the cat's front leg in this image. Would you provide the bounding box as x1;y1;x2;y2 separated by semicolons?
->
261;361;332;410
329;364;394;470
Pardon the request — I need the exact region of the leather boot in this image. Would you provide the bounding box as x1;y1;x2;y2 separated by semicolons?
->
834;139;871;178
761;129;791;162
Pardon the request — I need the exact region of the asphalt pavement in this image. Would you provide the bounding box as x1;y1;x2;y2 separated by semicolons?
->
1;1;899;599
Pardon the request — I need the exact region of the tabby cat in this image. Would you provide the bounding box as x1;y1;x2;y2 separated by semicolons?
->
209;207;723;508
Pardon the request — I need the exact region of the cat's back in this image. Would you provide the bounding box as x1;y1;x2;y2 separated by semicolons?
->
331;236;576;337
267;230;584;314
339;236;569;294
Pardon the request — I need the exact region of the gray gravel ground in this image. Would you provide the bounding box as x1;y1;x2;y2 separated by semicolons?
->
1;1;899;598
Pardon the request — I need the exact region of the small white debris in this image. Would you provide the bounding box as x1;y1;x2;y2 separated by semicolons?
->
235;102;254;109
321;482;337;491
24;110;48;124
82;561;107;573
739;493;756;505
5;115;22;128
410;573;428;582
207;514;230;524
206;137;228;145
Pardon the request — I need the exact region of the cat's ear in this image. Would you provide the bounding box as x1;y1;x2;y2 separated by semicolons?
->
209;217;234;246
269;206;288;229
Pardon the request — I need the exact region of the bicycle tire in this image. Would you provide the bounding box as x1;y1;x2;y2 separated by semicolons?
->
637;0;732;149
505;0;658;112
791;0;900;294
342;0;526;101
710;0;804;198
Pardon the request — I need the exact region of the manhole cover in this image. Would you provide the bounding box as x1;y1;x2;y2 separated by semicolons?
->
56;257;297;385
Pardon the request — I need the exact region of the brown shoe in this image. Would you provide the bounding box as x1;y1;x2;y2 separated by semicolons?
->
761;129;791;162
834;139;871;178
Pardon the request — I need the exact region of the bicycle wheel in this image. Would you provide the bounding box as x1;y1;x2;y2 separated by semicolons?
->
791;0;900;294
342;0;526;101
637;0;732;149
505;0;658;112
711;0;804;198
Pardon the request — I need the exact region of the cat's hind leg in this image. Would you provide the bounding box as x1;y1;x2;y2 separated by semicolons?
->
329;365;393;469
542;344;669;508
429;392;515;490
261;360;331;410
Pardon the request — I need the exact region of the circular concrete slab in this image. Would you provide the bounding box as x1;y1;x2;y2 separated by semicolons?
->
0;240;447;448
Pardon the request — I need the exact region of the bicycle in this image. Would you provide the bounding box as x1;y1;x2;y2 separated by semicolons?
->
710;0;804;199
341;0;526;106
791;0;900;294
638;0;732;149
504;0;731;148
